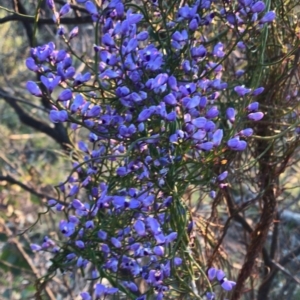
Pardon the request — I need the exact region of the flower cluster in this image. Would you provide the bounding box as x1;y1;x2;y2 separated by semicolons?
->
27;0;275;299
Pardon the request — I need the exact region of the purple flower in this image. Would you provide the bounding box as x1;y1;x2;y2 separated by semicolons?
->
134;220;146;236
205;120;216;132
226;107;235;123
57;25;65;35
123;281;138;292
192;129;206;141
85;220;94;229
55;203;65;211
116;2;124;17
209;191;216;199
31;244;42;251
206;292;216;300
189;18;198;30
95;284;118;297
68;185;79;196
41;75;61;93
163;93;177;106
69;26;79;40
152;73;168;89
59;220;75;237
58;89;72;101
235;69;245;77
216;270;236;291
197;142;213;151
237;41;246;50
46;0;55;10
26;81;42;97
174;257;182;266
252;87;264;96
102;33;115;47
125;38;138;54
59;3;71;17
172;31;186;42
217;171;228;181
66;253;76;261
86;105;101;118
32;43;54;61
234;85;251;96
260;11;276;24
92;269;99;279
127;13;143;25
212;129;223;146
72;199;86;210
165;232;178;243
48;199;57;206
111;237;122;248
192;117;207;128
69;215;79;224
191;45;206;58
138;107;156;122
70;94;85;113
183;96;200;109
25;57;39;72
147;217;161;235
199;97;207;108
80;292;91;300
238;128;253;137
101;244;110;254
248;112;264;121
206;106;219;119
49;110;68;123
153;246;164;256
213;42;225;58
117;166;127;176
247;102;259;111
227;137;247;151
75;240;85;249
137;31;149;41
168;76;178;91
85;1;99;17
220;279;236;291
251;1;265;13
208;267;217;280
98;230;107;240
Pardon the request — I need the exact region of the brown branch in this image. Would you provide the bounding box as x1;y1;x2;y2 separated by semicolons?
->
12;0;34;46
232;78;278;300
0;174;66;206
0;174;53;201
0;88;71;150
8;2;73;154
0;89;49;112
257;244;300;298
0;14;92;25
270;260;300;285
0;219;56;300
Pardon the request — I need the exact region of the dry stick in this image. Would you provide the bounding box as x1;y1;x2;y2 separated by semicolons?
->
0;14;92;24
232;69;279;299
0;219;56;300
0;89;71;150
206;187;261;269
257;236;300;298
0;174;65;205
231;191;276;300
270;260;300;285
256;50;300;299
